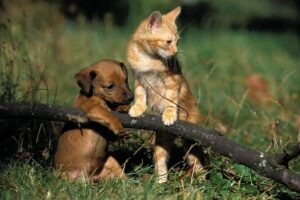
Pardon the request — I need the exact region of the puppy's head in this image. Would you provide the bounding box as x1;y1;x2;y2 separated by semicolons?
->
75;59;133;105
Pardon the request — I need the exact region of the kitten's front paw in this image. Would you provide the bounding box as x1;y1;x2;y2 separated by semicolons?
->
162;107;177;126
129;104;146;117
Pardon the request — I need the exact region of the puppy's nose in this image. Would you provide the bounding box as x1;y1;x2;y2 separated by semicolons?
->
127;92;134;102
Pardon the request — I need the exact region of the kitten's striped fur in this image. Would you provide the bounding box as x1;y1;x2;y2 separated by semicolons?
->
127;7;205;183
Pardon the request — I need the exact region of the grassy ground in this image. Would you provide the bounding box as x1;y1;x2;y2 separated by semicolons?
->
1;1;300;199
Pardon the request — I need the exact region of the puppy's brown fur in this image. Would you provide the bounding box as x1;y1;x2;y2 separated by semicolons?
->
54;59;133;181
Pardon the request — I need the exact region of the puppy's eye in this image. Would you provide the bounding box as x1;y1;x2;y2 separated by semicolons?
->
166;40;172;45
107;84;115;91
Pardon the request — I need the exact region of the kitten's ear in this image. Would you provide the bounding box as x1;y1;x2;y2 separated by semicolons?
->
165;6;181;24
148;11;162;31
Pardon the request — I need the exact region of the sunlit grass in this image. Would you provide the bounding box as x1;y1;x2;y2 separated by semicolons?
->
1;1;300;199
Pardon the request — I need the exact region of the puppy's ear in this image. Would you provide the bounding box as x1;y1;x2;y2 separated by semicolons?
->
119;62;128;77
75;69;97;96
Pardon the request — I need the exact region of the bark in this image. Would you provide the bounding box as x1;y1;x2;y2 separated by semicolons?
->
0;102;300;192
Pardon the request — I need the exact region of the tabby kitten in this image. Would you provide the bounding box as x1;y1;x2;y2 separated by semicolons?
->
127;7;205;183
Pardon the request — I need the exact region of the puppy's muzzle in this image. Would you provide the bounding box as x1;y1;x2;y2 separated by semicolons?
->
124;92;134;104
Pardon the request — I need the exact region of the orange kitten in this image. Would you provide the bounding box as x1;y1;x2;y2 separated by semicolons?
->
127;7;205;183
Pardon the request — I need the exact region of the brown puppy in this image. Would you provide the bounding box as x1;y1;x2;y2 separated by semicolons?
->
54;59;133;181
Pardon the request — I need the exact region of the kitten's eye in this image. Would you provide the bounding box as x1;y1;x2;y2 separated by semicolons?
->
166;40;172;45
107;83;115;91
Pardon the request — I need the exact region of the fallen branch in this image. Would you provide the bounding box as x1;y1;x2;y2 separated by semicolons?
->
276;143;300;167
0;102;300;192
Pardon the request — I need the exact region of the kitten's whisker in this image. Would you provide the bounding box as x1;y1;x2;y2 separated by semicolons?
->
144;78;189;119
178;23;190;35
177;50;195;53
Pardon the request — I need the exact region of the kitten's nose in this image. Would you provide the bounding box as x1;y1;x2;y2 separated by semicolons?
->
172;46;177;54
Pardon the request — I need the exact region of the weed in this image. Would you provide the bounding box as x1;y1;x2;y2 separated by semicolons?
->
0;1;300;199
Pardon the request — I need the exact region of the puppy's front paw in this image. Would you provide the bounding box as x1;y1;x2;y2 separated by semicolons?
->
129;104;146;117
162;107;177;126
115;105;131;113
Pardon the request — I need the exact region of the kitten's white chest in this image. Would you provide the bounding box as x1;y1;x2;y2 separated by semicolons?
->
139;72;164;89
138;72;168;113
130;46;165;73
129;45;170;112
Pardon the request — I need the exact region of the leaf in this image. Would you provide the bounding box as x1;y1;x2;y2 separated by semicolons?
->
210;172;223;185
242;184;258;195
233;164;251;177
245;74;271;105
210;172;233;191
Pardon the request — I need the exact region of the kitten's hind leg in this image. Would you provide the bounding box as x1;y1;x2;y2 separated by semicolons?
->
183;139;206;175
154;132;175;183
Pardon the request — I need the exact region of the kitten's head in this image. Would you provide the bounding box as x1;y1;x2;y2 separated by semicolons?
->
136;7;181;59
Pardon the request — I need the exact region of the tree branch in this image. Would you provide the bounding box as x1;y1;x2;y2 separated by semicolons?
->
0;102;300;192
276;143;300;166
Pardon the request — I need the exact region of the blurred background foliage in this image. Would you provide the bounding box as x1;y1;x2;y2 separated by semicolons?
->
20;0;299;31
0;0;299;103
0;0;300;198
0;0;299;165
57;0;300;30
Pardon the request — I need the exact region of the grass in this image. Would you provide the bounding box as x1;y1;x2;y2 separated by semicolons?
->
1;1;300;199
0;160;201;199
1;156;298;199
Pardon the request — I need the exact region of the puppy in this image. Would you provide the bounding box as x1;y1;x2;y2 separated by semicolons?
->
54;59;133;181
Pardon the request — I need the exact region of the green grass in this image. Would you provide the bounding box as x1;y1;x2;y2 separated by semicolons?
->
1;1;300;199
1;156;299;199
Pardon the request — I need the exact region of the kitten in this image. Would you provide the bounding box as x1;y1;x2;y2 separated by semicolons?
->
127;7;205;183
